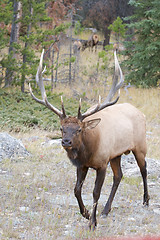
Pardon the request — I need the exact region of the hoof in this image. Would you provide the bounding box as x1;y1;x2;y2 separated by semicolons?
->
100;213;108;218
82;209;90;220
143;194;150;206
89;221;97;231
101;208;111;217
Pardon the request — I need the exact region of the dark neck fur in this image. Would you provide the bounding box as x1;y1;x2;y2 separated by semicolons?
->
66;141;91;167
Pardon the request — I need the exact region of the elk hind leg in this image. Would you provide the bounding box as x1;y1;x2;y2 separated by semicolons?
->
101;156;123;216
133;150;150;206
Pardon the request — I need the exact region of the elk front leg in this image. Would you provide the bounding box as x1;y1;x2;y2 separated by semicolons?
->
101;156;123;216
89;167;106;230
74;166;90;219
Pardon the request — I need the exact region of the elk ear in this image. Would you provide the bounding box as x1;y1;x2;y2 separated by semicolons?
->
84;118;101;130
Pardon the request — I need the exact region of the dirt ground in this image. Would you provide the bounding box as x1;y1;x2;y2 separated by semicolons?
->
0;133;160;240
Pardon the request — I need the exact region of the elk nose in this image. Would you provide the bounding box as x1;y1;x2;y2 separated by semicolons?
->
62;138;72;147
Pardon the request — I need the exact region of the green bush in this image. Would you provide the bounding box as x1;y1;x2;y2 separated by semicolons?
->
0;88;89;132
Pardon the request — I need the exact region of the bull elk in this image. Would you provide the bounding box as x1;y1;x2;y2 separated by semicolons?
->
82;34;99;52
29;49;150;230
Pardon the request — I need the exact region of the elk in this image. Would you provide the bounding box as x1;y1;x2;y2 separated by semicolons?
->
29;49;150;230
73;40;82;54
82;34;99;52
113;43;125;53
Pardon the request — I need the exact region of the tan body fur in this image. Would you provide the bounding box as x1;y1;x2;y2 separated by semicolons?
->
84;103;147;169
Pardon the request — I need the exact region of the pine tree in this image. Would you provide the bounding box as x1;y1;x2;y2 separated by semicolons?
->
5;0;21;87
108;16;126;43
124;0;160;87
0;0;72;91
19;0;51;92
0;0;13;86
0;0;13;50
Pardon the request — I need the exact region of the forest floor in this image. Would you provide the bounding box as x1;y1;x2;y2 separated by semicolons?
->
0;130;160;240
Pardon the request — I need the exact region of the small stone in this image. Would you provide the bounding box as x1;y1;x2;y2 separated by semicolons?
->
128;217;136;221
19;207;29;212
24;172;30;176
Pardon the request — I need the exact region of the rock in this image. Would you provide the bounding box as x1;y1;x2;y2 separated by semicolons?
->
153;208;160;215
41;138;62;146
121;154;160;177
0;132;30;162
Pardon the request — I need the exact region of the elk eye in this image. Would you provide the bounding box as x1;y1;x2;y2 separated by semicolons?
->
60;127;62;132
77;128;81;133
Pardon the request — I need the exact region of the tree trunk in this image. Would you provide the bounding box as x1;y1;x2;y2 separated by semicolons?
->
51;48;54;91
55;45;60;88
103;28;111;49
21;43;27;93
5;1;21;87
21;4;33;93
69;6;73;85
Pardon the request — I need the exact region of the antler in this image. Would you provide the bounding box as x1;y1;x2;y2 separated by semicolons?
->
78;51;124;121
29;49;66;119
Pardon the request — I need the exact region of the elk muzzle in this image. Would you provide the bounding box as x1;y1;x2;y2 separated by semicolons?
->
62;138;72;149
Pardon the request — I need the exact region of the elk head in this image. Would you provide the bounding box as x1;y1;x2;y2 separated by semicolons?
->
60;116;101;164
29;49;124;156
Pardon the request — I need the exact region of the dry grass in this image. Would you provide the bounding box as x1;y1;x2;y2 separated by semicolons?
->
119;87;160;160
0;128;160;239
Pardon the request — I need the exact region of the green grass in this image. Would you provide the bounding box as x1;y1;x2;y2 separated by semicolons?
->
0;88;89;132
122;176;142;187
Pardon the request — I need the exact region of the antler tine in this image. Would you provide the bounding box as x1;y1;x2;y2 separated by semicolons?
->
35;49;45;100
78;98;82;120
29;49;66;119
78;51;124;121
61;96;67;118
105;50;124;102
78;96;101;121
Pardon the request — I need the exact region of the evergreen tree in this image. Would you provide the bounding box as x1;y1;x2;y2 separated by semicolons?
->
0;0;71;91
0;0;13;86
19;0;51;92
108;16;126;42
0;0;13;50
124;0;160;87
5;0;21;87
